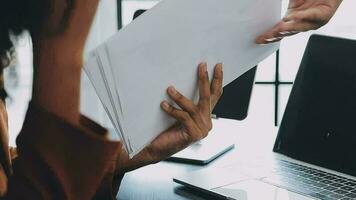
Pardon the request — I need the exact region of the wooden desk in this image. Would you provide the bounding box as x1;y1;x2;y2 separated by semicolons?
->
117;118;279;200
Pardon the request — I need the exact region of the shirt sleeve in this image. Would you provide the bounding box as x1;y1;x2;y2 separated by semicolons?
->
4;102;123;200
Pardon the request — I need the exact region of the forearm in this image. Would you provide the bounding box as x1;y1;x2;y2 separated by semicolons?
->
31;0;100;125
32;46;82;124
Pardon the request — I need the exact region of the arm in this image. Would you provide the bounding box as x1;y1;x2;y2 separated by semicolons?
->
4;0;123;199
31;0;100;124
256;0;343;44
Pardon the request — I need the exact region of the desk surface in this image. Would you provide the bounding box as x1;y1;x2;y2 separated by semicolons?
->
117;118;279;200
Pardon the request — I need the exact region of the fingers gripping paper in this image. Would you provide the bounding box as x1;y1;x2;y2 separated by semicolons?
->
84;0;281;157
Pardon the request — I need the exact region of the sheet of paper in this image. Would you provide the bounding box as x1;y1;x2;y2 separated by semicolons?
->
87;0;281;157
94;46;131;148
84;54;124;140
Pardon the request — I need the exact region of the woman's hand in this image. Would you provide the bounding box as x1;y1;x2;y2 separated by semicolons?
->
116;63;223;172
256;0;342;44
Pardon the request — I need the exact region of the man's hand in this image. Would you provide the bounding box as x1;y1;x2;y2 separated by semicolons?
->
116;63;223;172
147;62;223;163
256;0;342;44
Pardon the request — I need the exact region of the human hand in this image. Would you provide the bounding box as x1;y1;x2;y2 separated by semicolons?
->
147;62;223;162
256;0;342;44
117;63;223;172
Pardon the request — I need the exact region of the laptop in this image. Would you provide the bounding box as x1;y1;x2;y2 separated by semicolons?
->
173;34;356;200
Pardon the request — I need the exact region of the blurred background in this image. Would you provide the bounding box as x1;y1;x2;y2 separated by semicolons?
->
5;0;356;146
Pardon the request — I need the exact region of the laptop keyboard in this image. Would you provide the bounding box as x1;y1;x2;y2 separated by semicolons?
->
261;160;356;200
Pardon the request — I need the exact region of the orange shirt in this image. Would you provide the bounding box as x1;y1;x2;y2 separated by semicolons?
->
0;99;124;199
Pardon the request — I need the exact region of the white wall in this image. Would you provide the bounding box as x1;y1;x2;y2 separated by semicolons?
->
80;0;119;133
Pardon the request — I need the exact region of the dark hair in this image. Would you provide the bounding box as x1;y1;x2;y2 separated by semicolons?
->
0;0;49;68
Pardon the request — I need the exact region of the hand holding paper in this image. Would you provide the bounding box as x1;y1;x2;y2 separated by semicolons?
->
117;63;223;171
256;0;342;44
85;0;282;157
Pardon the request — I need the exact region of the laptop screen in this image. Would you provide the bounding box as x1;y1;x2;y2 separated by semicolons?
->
212;66;256;121
274;35;356;177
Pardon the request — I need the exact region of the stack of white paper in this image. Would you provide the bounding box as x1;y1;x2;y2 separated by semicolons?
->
84;0;281;157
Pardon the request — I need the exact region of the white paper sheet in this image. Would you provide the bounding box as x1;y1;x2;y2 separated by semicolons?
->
84;54;123;139
85;0;281;157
